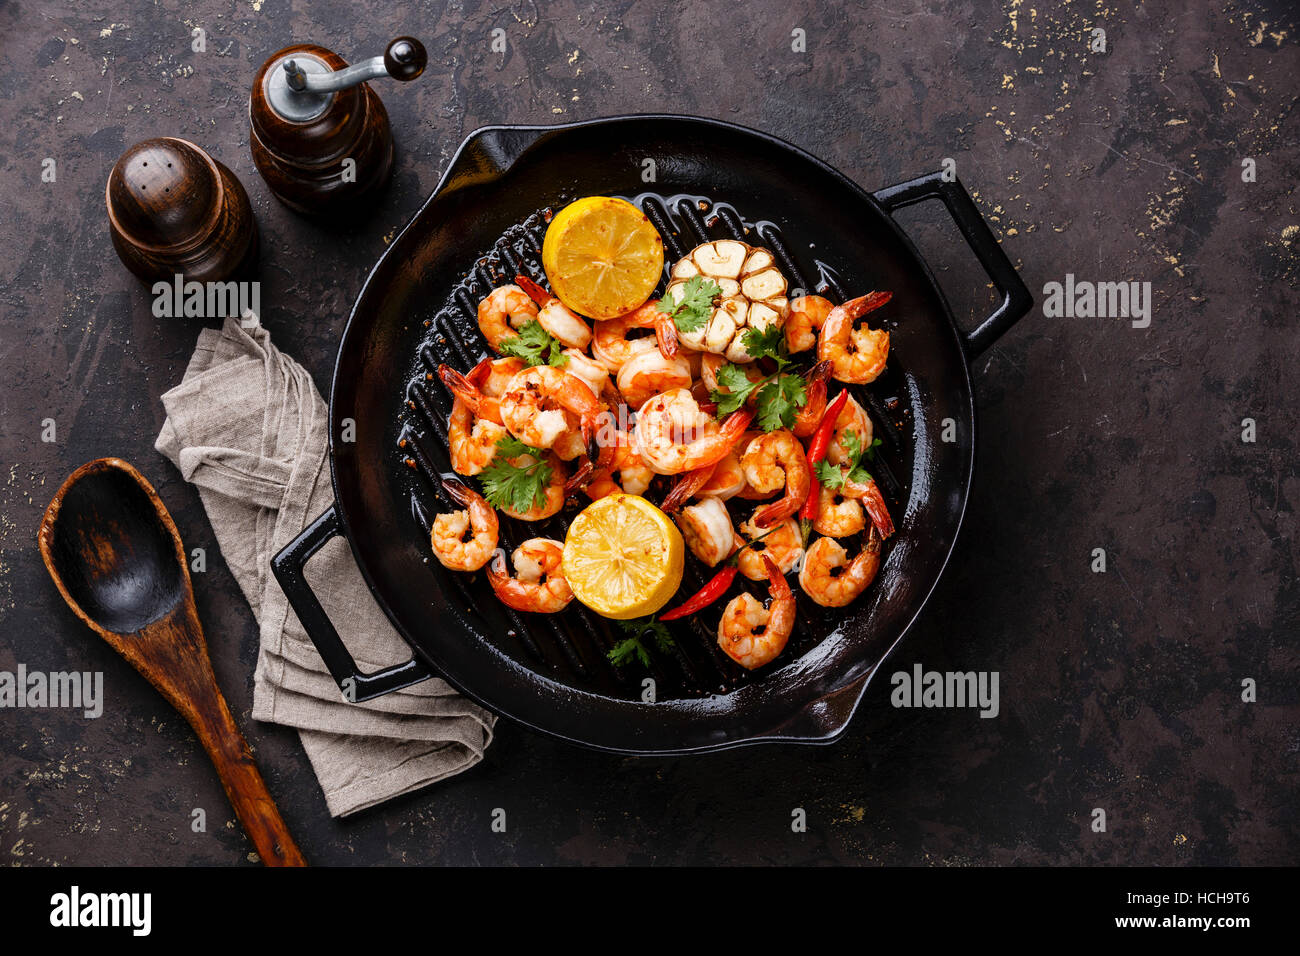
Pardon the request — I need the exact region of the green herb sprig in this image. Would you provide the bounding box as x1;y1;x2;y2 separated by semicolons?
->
478;435;553;512
657;276;722;333
813;429;882;490
608;616;675;668
499;320;568;368
709;324;809;431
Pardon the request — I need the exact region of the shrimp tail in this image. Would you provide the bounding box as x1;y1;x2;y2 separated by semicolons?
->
439;364;482;408
845;290;893;320
762;553;793;600
720;408;755;444
662;462;716;513
514;274;551;307
752;498;799;530
564;458;596;495
793;360;832;437
861;481;895;538
441;477;479;509
653;308;679;359
467;356;494;385
580;415;603;466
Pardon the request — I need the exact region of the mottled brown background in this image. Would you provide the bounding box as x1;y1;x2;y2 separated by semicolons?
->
1;0;1296;865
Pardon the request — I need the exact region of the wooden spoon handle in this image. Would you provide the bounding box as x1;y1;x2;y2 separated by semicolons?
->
192;694;307;867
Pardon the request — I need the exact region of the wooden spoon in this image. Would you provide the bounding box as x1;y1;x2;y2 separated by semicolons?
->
37;457;306;866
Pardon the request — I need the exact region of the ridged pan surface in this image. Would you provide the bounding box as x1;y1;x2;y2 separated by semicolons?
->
328;117;975;753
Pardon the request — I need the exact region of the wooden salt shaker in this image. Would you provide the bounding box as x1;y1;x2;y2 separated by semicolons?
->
106;137;259;282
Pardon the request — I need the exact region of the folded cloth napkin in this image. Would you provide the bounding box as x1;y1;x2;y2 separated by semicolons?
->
155;316;495;817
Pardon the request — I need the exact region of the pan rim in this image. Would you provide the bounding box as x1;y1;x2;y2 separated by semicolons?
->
325;114;979;754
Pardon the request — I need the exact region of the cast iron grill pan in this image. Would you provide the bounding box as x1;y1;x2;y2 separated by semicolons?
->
271;116;1032;754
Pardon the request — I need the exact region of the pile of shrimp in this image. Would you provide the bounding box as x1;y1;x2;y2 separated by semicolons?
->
429;268;896;671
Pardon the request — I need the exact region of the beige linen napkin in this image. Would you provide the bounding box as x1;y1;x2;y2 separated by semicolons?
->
155;316;494;817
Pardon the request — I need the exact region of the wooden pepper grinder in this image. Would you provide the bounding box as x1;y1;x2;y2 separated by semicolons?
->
106;137;258;282
249;36;427;215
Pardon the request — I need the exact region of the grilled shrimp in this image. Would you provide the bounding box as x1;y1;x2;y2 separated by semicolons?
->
447;396;507;476
791;361;833;438
446;359;593;464
817;291;892;384
841;472;895;538
636;389;754;475
431;480;499;571
799;530;882;607
478;356;527;397
499;365;604;452
547;408;600;462
730;431;775;500
616;349;693;409
677;496;739;567
487;538;574;613
812;483;866;538
516;275;592;350
591;301;678;371
584;430;653;499
592;329;656;374
662;447;747;513
827;395;873;465
785;294;833;353
736;515;804;581
560;348;611;401
499;452;568;521
698;449;746;499
440;363;504;424
718;554;796;670
477;284;539;352
740;429;811;528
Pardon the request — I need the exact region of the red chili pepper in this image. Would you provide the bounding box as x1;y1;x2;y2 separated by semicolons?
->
658;565;738;621
800;388;850;524
658;525;780;621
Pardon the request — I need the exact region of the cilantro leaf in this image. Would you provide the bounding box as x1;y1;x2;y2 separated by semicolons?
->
715;363;757;393
753;373;807;432
847;461;875;485
494;434;544;460
498;320;568;368
706;324;814;432
828;429;877;486
607;637;650;667
658;276;720;333
814;458;845;490
710;363;761;416
840;429;862;464
739;323;790;366
477;436;552;512
608;617;675;667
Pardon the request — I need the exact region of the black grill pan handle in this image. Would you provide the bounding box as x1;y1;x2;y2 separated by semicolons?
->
873;172;1033;358
272;505;433;702
763;670;872;743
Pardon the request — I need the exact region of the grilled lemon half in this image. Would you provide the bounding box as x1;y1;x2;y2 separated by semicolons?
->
561;494;684;619
542;196;665;320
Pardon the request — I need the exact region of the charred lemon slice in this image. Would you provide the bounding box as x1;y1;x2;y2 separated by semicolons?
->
542;196;665;320
561;494;684;619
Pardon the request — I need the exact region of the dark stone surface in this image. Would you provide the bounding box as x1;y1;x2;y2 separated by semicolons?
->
1;0;1297;865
